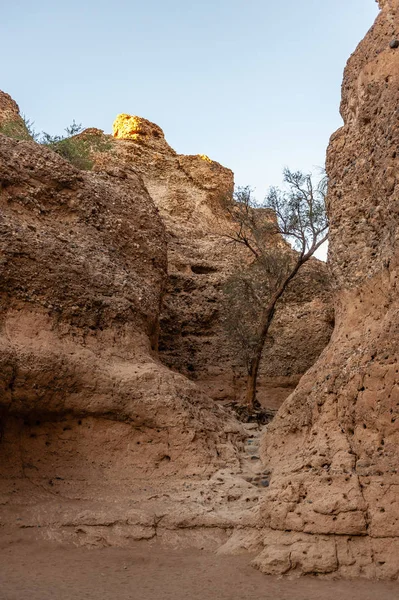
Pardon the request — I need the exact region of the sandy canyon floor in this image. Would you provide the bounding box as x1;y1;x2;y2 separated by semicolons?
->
1;537;399;600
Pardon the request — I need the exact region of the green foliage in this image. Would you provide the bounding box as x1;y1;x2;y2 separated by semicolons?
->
222;265;271;371
230;170;328;258
222;169;329;379
0;114;39;142
265;168;328;256
0;116;112;171
41;121;112;170
222;250;294;371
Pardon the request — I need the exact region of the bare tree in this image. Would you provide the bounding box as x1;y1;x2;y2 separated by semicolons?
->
223;168;328;409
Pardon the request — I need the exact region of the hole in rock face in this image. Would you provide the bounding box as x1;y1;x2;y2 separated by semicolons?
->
190;265;218;275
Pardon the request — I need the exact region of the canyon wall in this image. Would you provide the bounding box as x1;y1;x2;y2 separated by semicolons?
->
253;0;399;579
111;114;333;409
0;94;332;549
0;92;243;533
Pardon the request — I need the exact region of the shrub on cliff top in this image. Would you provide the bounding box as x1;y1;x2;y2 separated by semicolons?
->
0;115;39;142
0;117;112;170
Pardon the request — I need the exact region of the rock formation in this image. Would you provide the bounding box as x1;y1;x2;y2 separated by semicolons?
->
0;91;20;126
111;114;333;409
0;91;245;537
0;94;332;558
253;0;399;579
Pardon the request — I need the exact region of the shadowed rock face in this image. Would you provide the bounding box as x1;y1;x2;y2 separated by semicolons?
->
0;95;332;554
110;115;333;409
0;132;168;420
254;0;399;579
0;98;245;526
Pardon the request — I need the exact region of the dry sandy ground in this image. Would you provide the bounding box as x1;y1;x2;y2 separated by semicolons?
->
1;538;399;600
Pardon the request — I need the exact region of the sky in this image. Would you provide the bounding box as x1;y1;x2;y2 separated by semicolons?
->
1;1;379;258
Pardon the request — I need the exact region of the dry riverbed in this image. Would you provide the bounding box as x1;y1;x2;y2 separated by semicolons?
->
1;538;398;600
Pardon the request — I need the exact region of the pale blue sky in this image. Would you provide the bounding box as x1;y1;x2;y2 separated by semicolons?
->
2;1;378;209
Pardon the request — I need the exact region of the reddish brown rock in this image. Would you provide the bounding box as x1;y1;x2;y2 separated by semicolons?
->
0;90;21;125
110;115;333;409
254;0;399;579
0;99;245;531
0;99;332;555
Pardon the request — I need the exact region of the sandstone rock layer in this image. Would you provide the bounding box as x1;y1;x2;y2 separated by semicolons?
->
0;97;243;530
110;114;332;408
254;0;399;579
0;95;332;557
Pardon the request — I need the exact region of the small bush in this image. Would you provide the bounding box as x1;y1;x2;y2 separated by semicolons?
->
43;134;94;170
41;121;113;170
0;116;112;171
0;115;39;142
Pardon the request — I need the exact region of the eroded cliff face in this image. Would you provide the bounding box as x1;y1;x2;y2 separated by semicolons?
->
0;92;332;553
253;0;399;579
0;92;244;538
0;91;20;125
111;114;333;409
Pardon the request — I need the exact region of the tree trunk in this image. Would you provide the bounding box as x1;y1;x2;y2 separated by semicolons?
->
245;258;305;410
